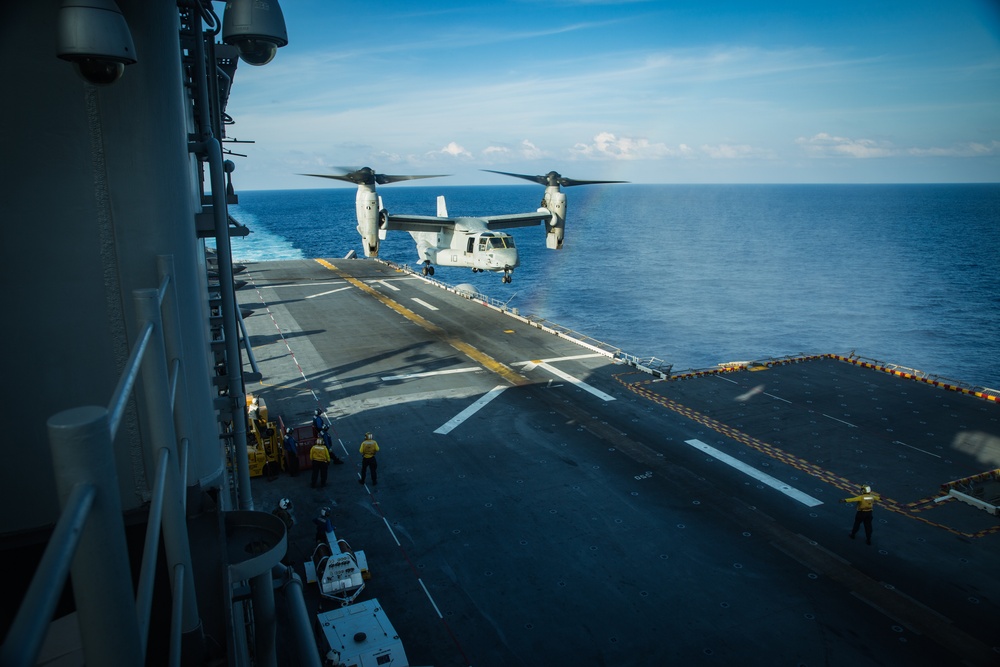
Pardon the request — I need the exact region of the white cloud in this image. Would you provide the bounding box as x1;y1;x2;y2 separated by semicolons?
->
797;133;1000;159
796;133;896;158
481;140;547;162
570;132;680;160
906;141;1000;157
519;140;546;160
435;142;473;159
700;143;769;159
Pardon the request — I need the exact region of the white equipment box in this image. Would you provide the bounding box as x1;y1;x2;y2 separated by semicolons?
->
315;598;410;667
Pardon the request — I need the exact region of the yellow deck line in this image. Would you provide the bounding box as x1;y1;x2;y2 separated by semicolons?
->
316;259;527;387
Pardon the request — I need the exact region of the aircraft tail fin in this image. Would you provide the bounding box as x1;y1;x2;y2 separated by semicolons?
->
436;195;448;218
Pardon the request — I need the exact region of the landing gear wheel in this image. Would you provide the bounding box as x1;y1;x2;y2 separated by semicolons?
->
502;274;512;284
422;263;435;276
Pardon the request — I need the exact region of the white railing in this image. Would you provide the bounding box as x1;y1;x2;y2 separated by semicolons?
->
0;263;199;667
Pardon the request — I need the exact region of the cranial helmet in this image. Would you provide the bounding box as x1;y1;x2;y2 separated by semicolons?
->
862;485;871;493
320;507;330;518
285;427;293;434
279;498;291;510
365;432;373;439
315;409;322;416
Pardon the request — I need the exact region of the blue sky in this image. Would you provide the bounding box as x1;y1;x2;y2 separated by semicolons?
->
222;0;1000;189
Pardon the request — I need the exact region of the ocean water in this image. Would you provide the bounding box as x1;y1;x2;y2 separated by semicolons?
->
225;184;1000;389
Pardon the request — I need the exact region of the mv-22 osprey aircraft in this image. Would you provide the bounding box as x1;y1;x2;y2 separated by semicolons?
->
302;167;626;283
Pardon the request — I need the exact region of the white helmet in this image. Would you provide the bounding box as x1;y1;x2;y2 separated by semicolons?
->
320;507;330;518
862;485;871;493
279;498;291;510
285;427;293;435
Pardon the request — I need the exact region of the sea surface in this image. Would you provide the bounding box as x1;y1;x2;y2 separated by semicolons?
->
223;184;1000;389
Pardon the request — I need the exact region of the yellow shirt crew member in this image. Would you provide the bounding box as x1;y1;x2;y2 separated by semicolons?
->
310;443;331;463
842;485;880;545
359;432;379;486
309;440;331;488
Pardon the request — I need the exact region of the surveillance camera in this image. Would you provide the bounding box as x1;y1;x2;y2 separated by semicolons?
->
56;0;137;85
222;0;288;67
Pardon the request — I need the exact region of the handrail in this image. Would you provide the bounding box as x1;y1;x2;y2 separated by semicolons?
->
170;563;186;667
108;320;153;439
0;483;96;667
136;447;171;655
0;267;199;667
108;275;169;438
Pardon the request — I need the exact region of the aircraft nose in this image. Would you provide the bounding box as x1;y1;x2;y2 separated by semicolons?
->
493;248;519;268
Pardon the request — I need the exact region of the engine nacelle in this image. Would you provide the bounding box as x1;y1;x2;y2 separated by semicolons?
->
355;187;379;256
542;189;567;250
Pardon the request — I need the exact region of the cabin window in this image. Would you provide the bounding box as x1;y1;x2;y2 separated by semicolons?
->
467;237;475;253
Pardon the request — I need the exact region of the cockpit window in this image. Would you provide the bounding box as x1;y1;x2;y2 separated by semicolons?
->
477;234;515;250
487;236;515;249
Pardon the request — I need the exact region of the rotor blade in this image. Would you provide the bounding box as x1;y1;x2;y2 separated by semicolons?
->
481;169;549;186
376;174;450;185
300;167;448;186
299;173;359;184
482;169;628;187
558;176;630;187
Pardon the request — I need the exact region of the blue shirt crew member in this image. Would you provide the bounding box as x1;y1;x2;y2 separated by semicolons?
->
321;426;344;464
283;427;299;477
312;409;325;438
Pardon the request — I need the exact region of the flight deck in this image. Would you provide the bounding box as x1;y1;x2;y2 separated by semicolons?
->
238;258;999;667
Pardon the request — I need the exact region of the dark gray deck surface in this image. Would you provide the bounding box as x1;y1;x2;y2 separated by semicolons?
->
238;258;1000;667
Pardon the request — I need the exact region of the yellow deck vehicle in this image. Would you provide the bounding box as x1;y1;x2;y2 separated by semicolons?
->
246;394;282;478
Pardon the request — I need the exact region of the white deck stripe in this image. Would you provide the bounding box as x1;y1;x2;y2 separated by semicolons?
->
892;440;942;458
377;280;400;291
418;578;443;618
260;280;343;289
514;353;603;365
434;385;508;434
382;517;401;546
412;297;438;310
822;414;857;427
382;367;482;381
535;362;616;402
684;439;823;507
305;286;352;299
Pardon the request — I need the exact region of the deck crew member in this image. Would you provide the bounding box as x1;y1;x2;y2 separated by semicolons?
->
272;498;294;531
320;425;344;464
359;432;379;486
842;485;881;545
313;507;332;543
310;437;331;488
273;498;295;565
312;409;325;438
283;427;299;477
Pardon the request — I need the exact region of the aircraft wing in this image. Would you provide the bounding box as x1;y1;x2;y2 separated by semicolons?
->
483;210;553;230
381;213;457;234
